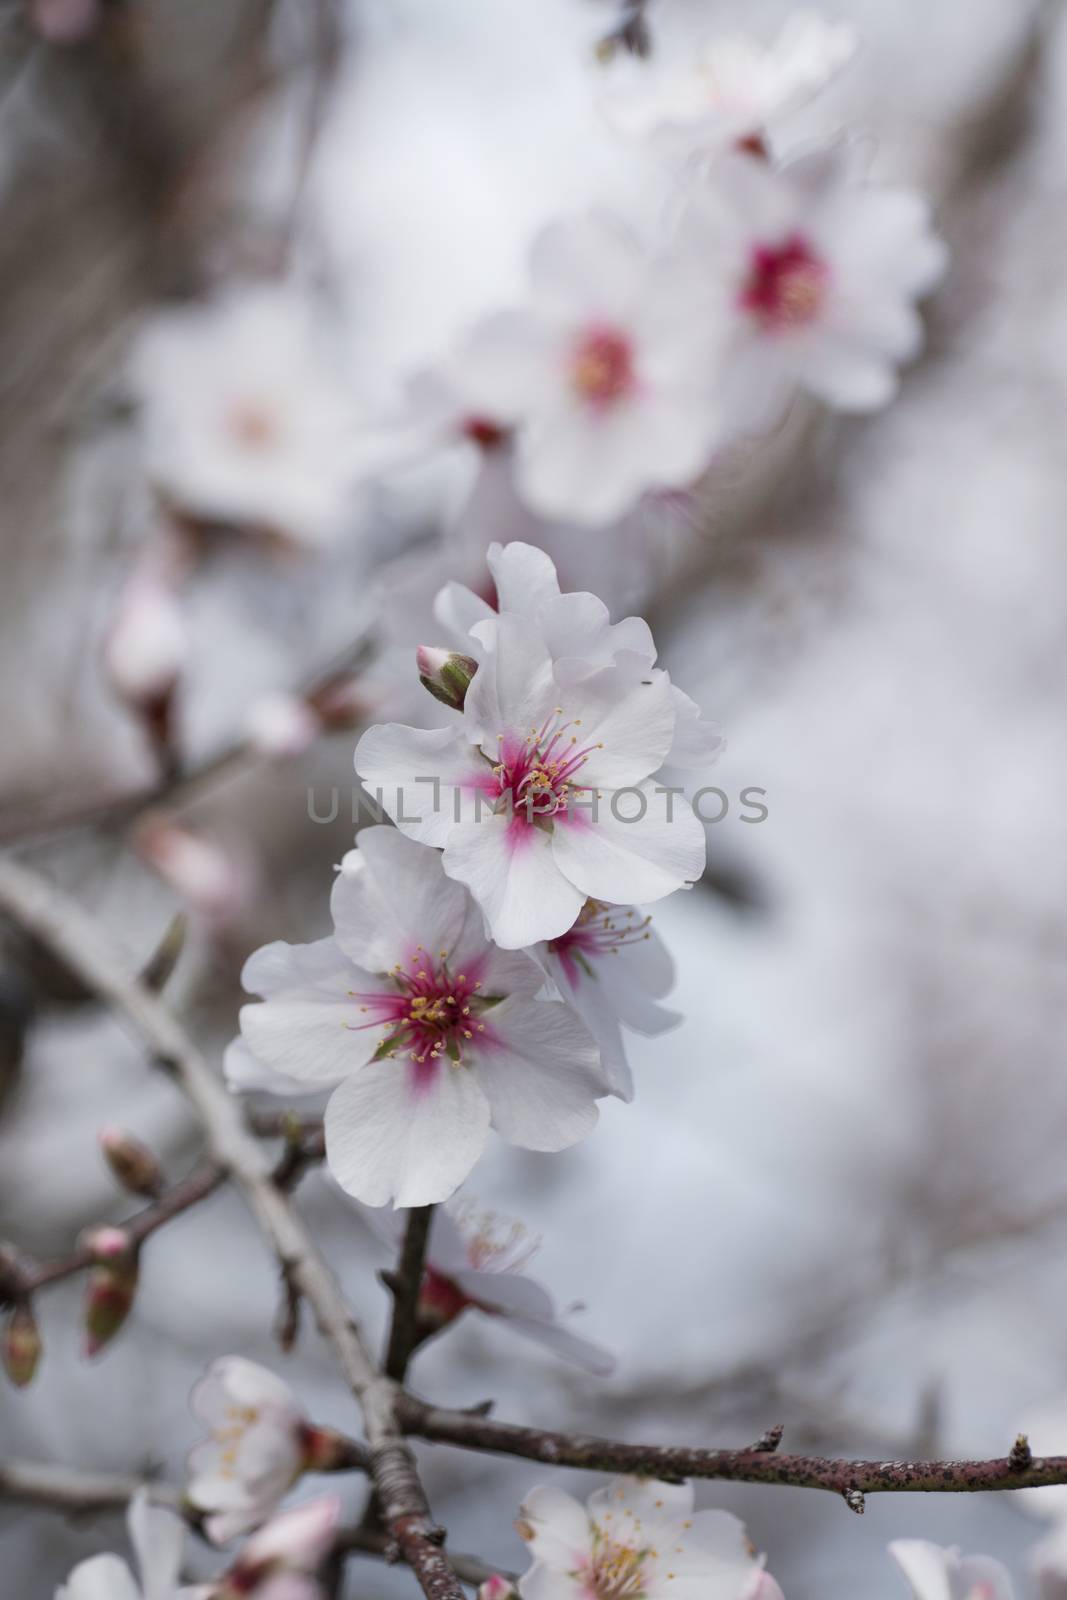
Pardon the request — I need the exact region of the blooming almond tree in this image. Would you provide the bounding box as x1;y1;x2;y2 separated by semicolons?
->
515;1476;775;1600
357;1196;615;1374
228;826;606;1205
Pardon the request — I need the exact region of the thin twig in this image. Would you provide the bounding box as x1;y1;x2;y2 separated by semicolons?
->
397;1398;1067;1510
385;1206;434;1383
0;856;464;1600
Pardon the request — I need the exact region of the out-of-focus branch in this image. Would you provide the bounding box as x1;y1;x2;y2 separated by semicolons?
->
0;855;465;1600
384;1206;434;1383
0;1458;508;1589
398;1400;1067;1514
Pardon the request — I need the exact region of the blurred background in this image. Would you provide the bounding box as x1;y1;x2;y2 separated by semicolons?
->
2;0;1067;1593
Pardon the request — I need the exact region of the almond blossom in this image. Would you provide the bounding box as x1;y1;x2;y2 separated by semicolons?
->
56;1489;198;1600
229;826;606;1206
888;1539;1015;1600
600;9;857;155
187;1357;334;1544
680;147;947;427
451;213;726;525
130;285;359;549
515;1476;772;1600
212;1498;339;1600
535;899;679;1102
358;1196;615;1374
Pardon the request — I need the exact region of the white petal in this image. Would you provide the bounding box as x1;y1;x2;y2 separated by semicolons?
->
465;612;558;747
434;579;496;645
801;336;899;411
588;1477;694;1536
128;1490;185;1600
239;977;377;1087
537;590;656;669
528;214;644;322
354;723;497;846
486;541;562;617
518;1485;592;1570
59;1556;143;1600
473;996;603;1150
330;828;475;973
645;1508;760;1599
459;309;562;418
558;658;676;789
242;937;351;1000
550;784;706;905
443;814;586;949
519;1563;587;1600
452;1267;556;1320
666;685;725;771
324;1059;491;1206
223;1037;308;1098
500;1312;616;1376
887;1541;955;1600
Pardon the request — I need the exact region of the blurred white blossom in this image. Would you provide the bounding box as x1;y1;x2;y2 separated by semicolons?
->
56;1489;196;1600
187;1357;307;1544
889;1539;1015;1600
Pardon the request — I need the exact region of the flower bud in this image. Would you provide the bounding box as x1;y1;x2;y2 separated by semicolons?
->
478;1576;517;1600
99;1126;165;1199
102;563;187;755
416;647;478;711
2;1303;42;1388
82;1226;139;1358
134;818;253;927
244;692;321;760
300;1424;360;1474
218;1496;340;1595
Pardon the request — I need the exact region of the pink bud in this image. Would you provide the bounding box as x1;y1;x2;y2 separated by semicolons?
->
2;1303;42;1388
82;1227;138;1358
99;1126;165;1199
32;0;100;43
478;1576;516;1600
134;819;252;926
416;647;478;711
245;693;321;760
103;567;187;717
223;1497;340;1592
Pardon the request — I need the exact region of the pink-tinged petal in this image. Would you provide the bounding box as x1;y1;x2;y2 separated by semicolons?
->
556;658;676;789
58;1555;143;1600
223;1037;309;1098
128;1488;185;1600
499;1312;616;1377
324;1058;491;1207
251;1578;322;1600
204;1504;264;1544
464;612;558;748
443;815;586;950
330;827;475;973
956;1557;1015;1600
887;1541;956;1600
744;1578;785;1600
472;996;603;1151
239;1496;340;1572
550;784;705;905
485;541;562;618
518;1485;592;1571
354;723;495;847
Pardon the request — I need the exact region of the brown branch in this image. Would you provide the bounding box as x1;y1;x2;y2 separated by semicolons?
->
0;856;464;1600
398;1401;1067;1513
385;1206;434;1383
338;1524;516;1589
0;1158;226;1303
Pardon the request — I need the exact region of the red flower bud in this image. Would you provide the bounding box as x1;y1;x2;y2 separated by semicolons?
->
82;1226;139;1358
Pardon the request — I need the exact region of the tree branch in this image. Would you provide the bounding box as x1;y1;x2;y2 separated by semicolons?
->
0;856;464;1600
385;1206;434;1383
397;1399;1067;1513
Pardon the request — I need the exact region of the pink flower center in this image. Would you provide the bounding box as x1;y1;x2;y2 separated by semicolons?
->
417;1266;474;1327
488;710;603;826
570;327;636;409
740;234;828;331
226;398;281;450
349;953;491;1066
549;901;653;987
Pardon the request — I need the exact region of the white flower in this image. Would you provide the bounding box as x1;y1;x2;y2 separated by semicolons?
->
888;1539;1015;1600
130;285;359;548
600;9;857;154
516;1476;767;1600
56;1489;198;1600
535;899;679;1101
680;147;947;428
453;214;725;525
215;1498;340;1600
229;827;606;1206
187;1357;307;1544
359;1196;615;1375
436;541;723;773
